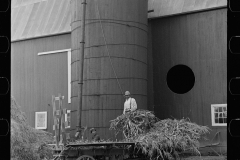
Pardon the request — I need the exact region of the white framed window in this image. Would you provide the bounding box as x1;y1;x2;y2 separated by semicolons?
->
35;111;47;129
211;104;227;126
38;49;71;103
65;110;71;128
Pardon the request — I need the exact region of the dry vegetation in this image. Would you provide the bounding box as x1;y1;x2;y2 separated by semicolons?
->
11;97;54;160
110;109;210;160
10;97;212;160
110;110;159;139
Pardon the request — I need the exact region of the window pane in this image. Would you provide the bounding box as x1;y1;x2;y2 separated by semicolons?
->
223;118;227;123
215;118;219;123
219;113;223;118
219;118;223;123
219;107;222;112
215;113;218;118
223;112;227;117
214;107;219;112
223;107;226;111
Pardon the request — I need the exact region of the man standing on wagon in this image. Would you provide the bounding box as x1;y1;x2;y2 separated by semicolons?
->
123;91;137;114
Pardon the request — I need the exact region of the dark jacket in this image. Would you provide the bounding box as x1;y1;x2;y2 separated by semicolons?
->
92;134;100;141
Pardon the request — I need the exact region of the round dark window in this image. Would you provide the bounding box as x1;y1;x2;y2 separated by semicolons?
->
167;64;195;94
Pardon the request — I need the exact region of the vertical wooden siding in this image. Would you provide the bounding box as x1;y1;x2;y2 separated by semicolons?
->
11;34;71;134
150;9;227;149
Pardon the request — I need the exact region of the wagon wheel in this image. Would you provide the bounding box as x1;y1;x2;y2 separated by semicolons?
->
114;154;124;160
77;155;95;160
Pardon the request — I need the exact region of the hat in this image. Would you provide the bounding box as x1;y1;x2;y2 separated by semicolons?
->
90;128;96;133
124;91;130;96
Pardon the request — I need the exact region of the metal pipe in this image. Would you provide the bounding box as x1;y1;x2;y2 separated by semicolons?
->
78;0;87;129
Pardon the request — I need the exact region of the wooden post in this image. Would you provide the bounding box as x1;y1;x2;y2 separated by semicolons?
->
52;95;59;146
58;94;62;144
61;108;67;145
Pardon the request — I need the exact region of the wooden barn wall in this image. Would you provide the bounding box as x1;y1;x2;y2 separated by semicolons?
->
150;8;227;150
11;34;71;134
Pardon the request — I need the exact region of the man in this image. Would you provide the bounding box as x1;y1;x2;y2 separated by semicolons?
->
90;128;100;142
123;91;137;114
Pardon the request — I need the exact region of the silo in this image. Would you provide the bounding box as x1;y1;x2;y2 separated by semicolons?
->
71;0;148;140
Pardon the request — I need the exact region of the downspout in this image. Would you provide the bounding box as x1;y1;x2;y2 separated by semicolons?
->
78;0;87;130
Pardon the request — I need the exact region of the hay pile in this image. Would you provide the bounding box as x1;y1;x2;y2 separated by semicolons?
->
11;97;54;160
110;110;210;160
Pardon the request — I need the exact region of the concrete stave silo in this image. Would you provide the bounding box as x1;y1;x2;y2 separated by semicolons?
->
71;0;148;140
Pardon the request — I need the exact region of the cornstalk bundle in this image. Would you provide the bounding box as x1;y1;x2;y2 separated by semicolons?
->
110;110;210;160
135;118;210;159
109;110;159;139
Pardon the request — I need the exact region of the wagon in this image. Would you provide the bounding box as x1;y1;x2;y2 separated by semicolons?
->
55;142;147;160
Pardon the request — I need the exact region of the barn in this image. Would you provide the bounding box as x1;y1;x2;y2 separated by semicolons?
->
11;0;227;152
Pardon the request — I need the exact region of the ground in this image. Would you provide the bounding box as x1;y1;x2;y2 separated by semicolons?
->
178;151;227;160
180;156;226;160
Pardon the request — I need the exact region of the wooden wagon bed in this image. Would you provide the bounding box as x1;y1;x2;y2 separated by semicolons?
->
57;142;146;160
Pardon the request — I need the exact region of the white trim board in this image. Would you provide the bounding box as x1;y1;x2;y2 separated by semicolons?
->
67;51;71;103
38;49;71;103
38;49;71;56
